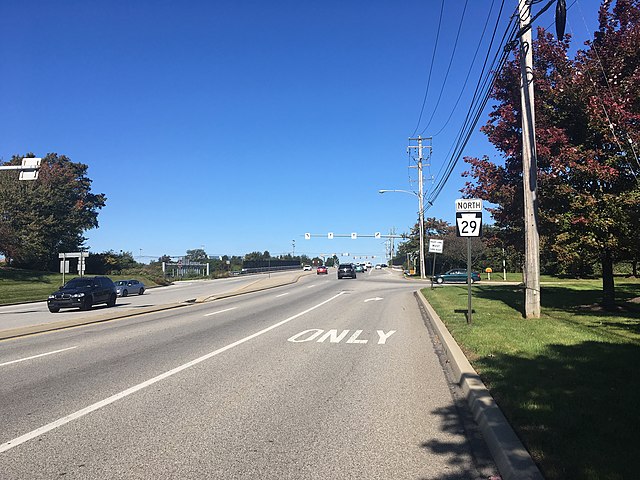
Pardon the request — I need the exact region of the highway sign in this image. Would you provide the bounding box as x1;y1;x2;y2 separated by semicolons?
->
456;212;483;237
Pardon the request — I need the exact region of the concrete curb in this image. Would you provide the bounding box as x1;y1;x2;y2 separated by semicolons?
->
416;290;544;480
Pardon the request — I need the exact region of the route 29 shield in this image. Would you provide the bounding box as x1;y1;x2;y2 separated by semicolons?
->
456;212;482;237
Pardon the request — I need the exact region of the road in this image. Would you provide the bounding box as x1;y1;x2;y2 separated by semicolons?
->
0;271;299;331
0;268;497;479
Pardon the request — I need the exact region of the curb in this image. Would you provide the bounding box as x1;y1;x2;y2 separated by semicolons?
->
416;290;544;480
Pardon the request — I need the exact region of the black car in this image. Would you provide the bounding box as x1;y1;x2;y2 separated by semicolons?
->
337;264;356;279
47;276;117;313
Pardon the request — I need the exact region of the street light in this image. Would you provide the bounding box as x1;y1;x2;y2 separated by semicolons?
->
379;189;426;280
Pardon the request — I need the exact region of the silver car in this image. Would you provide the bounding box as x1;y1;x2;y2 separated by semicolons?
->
114;279;145;297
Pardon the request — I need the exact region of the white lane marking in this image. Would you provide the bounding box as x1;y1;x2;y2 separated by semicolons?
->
0;292;345;454
275;293;289;298
376;330;396;344
364;297;384;302
0;346;78;367
307;285;317;288
204;307;237;317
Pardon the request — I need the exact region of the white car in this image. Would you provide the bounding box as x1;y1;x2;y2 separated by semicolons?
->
303;265;312;271
114;279;145;297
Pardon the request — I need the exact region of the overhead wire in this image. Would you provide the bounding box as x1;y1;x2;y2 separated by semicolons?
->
431;0;499;138
431;0;510;189
411;0;445;137
419;0;470;135
425;5;520;209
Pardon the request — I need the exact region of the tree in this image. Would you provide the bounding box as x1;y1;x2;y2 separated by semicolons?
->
186;248;208;262
0;153;106;270
463;2;640;308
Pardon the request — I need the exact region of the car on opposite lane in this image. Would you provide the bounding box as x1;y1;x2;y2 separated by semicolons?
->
47;276;117;313
115;279;145;297
433;269;481;284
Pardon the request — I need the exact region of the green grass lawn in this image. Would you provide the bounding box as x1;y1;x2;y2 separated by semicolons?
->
421;278;640;480
0;268;161;305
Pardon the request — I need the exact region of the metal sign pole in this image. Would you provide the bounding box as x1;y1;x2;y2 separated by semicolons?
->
467;237;472;325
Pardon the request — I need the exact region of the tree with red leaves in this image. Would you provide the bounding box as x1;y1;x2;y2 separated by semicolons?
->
463;0;640;309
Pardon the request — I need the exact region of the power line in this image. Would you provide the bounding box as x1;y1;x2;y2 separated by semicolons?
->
431;0;500;138
420;0;470;135
411;0;445;137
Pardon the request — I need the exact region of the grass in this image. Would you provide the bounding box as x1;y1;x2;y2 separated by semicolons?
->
0;268;162;305
421;277;640;480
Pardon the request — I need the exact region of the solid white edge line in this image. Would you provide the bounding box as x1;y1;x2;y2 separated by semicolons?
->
0;291;345;454
0;346;78;367
204;307;237;317
275;293;289;297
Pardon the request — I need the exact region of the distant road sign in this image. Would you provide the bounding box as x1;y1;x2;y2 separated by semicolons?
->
455;198;483;212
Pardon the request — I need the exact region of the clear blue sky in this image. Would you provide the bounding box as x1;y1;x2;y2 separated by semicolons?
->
1;0;602;262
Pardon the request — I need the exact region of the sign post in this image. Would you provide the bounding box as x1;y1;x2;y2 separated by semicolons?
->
455;199;483;325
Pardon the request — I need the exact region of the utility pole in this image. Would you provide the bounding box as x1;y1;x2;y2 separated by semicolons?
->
408;137;431;280
519;0;541;318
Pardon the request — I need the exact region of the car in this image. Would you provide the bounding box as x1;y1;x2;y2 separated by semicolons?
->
374;264;382;270
303;265;312;271
337;263;356;279
114;279;145;297
47;276;117;313
354;264;364;273
432;269;481;284
316;266;328;274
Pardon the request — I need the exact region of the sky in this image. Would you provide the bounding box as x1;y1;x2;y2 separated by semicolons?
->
1;0;603;263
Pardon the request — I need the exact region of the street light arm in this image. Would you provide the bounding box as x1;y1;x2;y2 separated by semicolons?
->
378;189;419;198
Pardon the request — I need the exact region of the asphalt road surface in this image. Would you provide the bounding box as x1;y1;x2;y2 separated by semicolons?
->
0;269;497;479
0;271;295;331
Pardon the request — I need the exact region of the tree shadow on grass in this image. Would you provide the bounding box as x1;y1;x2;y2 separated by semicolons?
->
473;284;640;320
474;340;640;480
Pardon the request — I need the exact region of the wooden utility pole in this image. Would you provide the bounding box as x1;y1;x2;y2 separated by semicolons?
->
408;136;431;280
518;0;541;318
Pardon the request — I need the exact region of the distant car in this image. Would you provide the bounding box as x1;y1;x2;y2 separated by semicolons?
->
47;276;117;313
374;264;382;270
337;264;356;279
433;269;481;284
303;265;312;271
354;265;364;273
317;266;328;274
114;279;145;297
